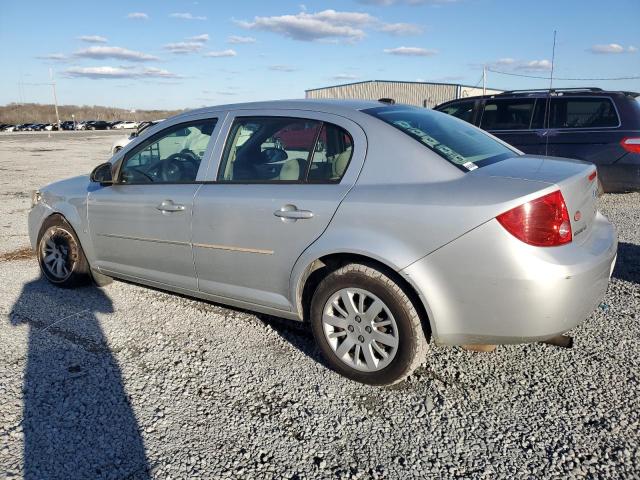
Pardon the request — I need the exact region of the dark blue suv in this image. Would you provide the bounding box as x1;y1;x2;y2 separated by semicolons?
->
435;88;640;192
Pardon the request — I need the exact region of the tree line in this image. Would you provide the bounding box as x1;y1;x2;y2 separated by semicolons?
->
0;103;185;124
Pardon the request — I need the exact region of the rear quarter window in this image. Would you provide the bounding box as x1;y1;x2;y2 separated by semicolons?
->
549;97;619;128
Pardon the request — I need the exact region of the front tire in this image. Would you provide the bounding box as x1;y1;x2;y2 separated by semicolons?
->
37;215;91;288
310;263;429;385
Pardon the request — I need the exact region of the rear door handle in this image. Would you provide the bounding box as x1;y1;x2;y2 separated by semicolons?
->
156;200;185;212
274;204;314;221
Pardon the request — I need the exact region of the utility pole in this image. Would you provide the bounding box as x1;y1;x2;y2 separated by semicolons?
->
482;65;486;96
49;68;61;131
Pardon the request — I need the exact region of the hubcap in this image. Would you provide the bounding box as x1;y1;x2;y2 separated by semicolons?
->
40;227;76;281
322;288;399;372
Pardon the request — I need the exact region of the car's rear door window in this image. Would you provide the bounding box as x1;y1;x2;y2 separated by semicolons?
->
364;105;517;171
307;123;353;182
436;100;475;124
218;117;353;183
480;98;536;130
548;97;619;128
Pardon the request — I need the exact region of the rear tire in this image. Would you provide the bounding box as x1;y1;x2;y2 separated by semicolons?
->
310;263;429;385
37;215;91;288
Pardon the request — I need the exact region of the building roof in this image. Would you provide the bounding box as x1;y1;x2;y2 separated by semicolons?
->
305;79;500;93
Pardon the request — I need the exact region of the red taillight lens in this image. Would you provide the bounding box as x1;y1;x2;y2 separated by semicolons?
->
621;137;640;154
497;190;572;247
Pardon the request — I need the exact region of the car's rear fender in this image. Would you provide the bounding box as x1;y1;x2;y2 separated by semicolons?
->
289;174;558;323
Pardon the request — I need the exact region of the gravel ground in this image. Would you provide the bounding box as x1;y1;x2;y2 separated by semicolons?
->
0;132;638;479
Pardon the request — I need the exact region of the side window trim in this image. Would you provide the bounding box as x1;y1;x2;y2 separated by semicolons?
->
115;118;217;185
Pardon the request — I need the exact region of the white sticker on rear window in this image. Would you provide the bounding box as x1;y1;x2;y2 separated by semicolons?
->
463;162;478;171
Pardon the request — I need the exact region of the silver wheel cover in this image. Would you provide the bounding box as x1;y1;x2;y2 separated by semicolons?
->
322;288;399;372
39;227;77;282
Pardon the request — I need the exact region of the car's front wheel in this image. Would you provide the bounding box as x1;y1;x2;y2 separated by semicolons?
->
37;215;91;287
310;263;429;385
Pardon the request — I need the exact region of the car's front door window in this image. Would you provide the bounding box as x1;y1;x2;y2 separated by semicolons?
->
119;119;217;183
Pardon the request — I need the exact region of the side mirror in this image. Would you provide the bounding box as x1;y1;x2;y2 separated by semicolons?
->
90;162;114;185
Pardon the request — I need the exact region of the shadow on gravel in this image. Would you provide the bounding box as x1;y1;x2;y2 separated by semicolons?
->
258;314;327;365
9;278;149;480
613;242;640;285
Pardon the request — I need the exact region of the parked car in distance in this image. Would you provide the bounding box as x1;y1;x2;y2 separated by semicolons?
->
111;119;164;154
113;121;138;129
29;99;617;385
61;121;76;131
434;88;640;193
86;120;110;130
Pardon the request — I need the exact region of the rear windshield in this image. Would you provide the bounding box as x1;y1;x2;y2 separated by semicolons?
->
364;105;517;171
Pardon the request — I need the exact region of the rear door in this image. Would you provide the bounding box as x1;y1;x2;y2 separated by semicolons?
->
191;110;366;311
544;96;623;163
479;97;547;154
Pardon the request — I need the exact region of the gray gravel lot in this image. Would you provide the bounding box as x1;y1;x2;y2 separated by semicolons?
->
0;132;639;479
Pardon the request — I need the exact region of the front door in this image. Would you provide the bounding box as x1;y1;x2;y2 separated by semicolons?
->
88;117;219;290
192;112;365;311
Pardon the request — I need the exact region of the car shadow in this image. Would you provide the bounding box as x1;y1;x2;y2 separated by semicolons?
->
612;242;640;285
9;277;149;480
257;314;328;367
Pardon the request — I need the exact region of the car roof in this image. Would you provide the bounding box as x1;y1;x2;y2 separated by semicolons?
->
175;98;392;119
437;88;639;105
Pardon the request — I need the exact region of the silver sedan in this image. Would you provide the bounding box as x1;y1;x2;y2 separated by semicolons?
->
28;100;617;385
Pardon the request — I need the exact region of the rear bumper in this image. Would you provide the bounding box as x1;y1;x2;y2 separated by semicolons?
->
402;212;617;345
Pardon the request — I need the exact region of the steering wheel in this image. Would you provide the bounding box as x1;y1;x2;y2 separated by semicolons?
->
161;153;198;182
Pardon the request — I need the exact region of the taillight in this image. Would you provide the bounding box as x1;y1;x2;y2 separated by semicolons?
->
588;170;597;182
497;190;572;247
621;137;640;154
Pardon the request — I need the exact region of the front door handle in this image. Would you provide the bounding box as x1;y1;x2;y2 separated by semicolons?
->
274;204;314;221
156;200;185;213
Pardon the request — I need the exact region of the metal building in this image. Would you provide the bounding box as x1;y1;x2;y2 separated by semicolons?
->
305;80;502;108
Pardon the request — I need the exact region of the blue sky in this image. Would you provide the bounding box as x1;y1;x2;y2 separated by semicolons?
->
1;0;638;110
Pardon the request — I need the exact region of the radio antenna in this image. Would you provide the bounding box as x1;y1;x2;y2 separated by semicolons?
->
544;30;557;155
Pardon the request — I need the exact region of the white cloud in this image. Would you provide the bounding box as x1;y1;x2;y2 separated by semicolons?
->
64;66;180;79
78;35;108;43
383;46;437;56
227;35;257;44
494;57;516;66
589;43;636;54
269;64;297;72
74;46;159;62
378;22;423;35
330;73;359;80
127;12;148;20
170;12;207;21
203;49;237;57
238;9;422;42
37;53;67;61
164;42;204;54
516;59;552;71
186;34;209;42
237;10;373;42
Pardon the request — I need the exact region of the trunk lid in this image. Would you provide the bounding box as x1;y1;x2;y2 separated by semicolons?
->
472;155;599;245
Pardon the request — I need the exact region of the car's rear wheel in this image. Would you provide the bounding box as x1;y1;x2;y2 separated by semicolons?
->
37;215;91;288
310;263;429;385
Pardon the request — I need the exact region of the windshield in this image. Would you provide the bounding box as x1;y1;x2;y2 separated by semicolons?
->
364;105;518;171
